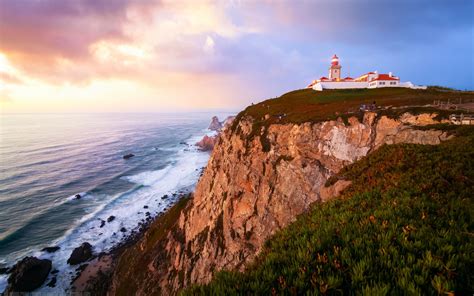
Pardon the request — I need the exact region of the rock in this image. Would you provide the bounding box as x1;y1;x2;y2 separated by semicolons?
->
111;111;453;295
41;246;60;253
67;243;93;265
107;216;115;223
0;267;10;274
120;227;127;233
208;116;223;131
143;205;149;209
123;153;135;160
145;212;151;216
320;180;352;201
5;256;52;293
46;276;57;287
222;116;236;129
51;269;59;274
162;195;169;200
196;135;218;151
99;220;106;228
75;194;82;199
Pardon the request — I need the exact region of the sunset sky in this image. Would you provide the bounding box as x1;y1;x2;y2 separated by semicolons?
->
0;0;472;113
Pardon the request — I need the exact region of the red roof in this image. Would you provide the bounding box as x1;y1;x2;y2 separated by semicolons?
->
344;77;354;80
319;76;329;81
370;74;399;81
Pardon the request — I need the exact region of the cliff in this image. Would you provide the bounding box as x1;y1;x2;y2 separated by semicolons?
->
110;109;454;295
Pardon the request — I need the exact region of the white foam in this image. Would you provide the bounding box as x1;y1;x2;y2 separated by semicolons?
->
31;132;211;294
0;276;6;293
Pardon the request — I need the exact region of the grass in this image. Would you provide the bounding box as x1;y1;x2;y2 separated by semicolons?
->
235;88;473;127
231;88;474;153
183;126;474;295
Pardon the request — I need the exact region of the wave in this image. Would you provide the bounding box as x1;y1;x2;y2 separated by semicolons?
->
0;130;211;294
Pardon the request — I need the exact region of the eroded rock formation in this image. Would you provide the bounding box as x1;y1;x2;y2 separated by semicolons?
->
111;111;452;295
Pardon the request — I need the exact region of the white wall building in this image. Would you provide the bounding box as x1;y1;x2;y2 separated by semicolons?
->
308;55;426;91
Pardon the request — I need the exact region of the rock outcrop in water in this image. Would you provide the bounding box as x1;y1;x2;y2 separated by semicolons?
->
67;242;93;265
5;256;52;293
208;116;223;131
207;115;236;132
195;135;217;151
41;246;60;253
110;111;452;294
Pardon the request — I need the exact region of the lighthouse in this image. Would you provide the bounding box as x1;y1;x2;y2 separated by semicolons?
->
328;54;341;80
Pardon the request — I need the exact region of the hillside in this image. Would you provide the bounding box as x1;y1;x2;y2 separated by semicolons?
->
109;88;474;295
236;87;473;126
184;126;474;295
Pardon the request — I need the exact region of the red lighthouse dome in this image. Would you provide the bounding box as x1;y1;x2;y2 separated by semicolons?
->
331;54;339;66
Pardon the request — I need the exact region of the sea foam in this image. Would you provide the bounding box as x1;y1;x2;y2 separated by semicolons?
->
0;129;212;294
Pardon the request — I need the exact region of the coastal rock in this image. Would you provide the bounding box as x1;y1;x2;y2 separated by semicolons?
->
222;116;236;129
208;116;223;131
5;256;52;293
67;242;93;265
75;194;82;199
100;220;106;228
107;216;115;223
47;276;57;287
111;111;453;295
320;180;352;201
41;246;60;253
123;153;135;160
195;135;218;151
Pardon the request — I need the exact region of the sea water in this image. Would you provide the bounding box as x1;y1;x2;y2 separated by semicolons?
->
0;112;230;292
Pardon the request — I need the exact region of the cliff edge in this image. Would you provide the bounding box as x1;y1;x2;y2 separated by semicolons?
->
110;88;473;295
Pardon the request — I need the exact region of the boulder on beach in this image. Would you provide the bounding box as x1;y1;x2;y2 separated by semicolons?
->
67;242;93;265
5;256;52;293
99;220;106;228
208;116;223;131
196;135;218;151
107;216;115;223
47;276;57;287
41;246;60;253
75;194;82;199
123;153;135;160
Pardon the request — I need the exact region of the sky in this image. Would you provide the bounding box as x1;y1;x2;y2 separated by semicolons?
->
0;0;473;113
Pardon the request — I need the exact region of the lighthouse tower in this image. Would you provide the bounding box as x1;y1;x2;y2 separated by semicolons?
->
328;54;341;81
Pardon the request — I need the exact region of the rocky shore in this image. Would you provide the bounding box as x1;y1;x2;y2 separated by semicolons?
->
2;115;230;294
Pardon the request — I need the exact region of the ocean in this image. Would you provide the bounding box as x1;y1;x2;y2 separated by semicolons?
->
0;112;230;293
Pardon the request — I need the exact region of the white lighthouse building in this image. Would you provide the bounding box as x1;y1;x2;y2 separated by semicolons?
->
328;54;341;80
308;55;426;91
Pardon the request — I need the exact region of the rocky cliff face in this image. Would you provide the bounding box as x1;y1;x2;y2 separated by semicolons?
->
111;111;452;295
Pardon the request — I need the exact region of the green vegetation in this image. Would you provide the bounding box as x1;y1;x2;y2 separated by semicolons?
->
183;126;474;295
234;88;473;128
231;87;473;152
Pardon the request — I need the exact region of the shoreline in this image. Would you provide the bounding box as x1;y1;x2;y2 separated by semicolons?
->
71;192;194;294
1;115;231;294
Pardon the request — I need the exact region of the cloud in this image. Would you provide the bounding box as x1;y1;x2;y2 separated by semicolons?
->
0;0;472;112
203;36;216;54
